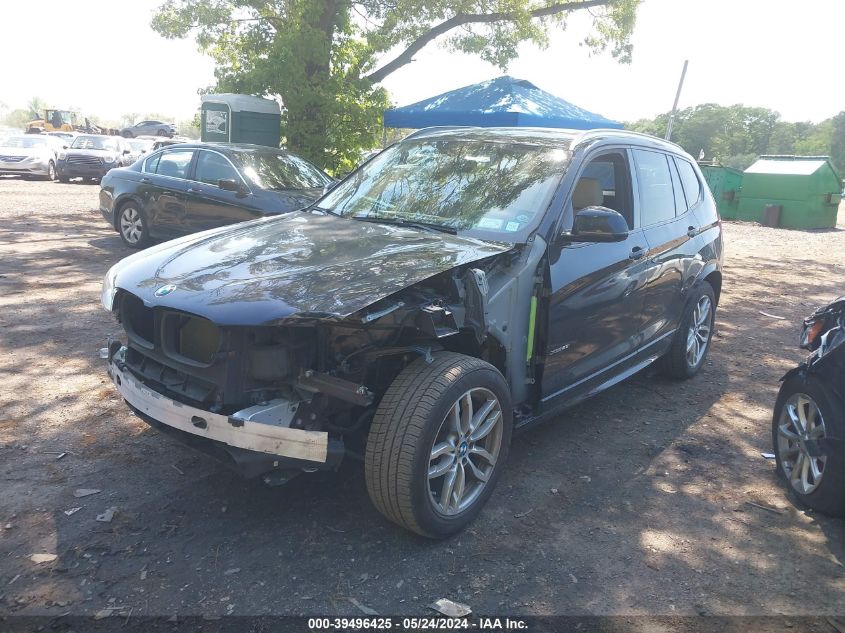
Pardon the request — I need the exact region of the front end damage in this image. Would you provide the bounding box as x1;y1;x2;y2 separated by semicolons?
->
104;233;547;484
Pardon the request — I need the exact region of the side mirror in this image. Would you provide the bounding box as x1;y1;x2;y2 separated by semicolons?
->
123;149;131;154
564;207;629;243
218;178;246;194
321;179;339;195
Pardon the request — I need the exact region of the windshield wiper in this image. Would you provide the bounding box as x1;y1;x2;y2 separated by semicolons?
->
351;216;458;235
307;204;341;216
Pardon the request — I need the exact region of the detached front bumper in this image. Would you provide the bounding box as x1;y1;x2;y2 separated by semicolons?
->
107;346;342;479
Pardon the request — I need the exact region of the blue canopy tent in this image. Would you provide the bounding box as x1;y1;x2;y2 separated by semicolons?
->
383;75;623;130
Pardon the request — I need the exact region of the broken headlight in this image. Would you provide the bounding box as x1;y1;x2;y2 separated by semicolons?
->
101;264;119;311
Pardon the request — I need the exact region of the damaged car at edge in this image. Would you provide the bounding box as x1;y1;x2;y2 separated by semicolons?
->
102;127;724;538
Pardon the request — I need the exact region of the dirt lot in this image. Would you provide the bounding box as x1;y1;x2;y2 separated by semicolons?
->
1;177;844;620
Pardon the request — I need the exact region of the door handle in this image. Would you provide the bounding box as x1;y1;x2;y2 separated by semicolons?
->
687;225;699;238
187;187;201;193
140;177;151;183
629;246;646;260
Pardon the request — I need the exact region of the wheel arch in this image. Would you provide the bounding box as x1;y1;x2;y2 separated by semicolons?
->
695;262;722;306
112;195;146;231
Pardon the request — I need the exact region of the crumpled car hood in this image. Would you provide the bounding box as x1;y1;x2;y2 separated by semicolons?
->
111;212;513;325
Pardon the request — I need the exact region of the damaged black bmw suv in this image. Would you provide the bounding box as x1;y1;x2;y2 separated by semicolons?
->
102;127;723;537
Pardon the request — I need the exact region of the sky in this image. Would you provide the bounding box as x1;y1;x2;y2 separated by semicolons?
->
1;0;842;125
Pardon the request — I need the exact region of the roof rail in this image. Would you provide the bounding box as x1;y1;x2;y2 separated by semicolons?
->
403;126;478;139
573;128;686;151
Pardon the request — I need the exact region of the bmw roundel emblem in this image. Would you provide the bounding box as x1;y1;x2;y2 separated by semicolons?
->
154;284;177;297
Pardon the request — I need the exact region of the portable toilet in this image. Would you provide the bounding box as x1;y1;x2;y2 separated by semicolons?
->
737;156;842;229
200;94;281;147
699;163;743;219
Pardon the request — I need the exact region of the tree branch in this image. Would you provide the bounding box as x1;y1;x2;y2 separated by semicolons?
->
364;0;613;84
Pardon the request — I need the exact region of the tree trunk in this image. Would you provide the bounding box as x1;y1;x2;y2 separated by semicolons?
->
283;0;340;168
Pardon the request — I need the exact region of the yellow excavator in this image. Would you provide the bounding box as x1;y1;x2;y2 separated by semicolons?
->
26;109;77;133
26;109;118;135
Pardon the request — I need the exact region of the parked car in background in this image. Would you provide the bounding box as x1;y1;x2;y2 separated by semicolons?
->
151;137;191;151
46;130;76;144
120;120;176;138
773;296;845;517
57;135;133;183
99;142;332;247
126;138;154;162
0;134;63;180
101;127;723;537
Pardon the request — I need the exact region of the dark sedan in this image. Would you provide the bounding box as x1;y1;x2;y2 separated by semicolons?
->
98;143;333;248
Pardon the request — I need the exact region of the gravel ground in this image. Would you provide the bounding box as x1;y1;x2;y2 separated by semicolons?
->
0;177;844;621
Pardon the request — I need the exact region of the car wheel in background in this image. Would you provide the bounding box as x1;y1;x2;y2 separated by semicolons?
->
157;128;169;137
772;373;845;517
117;202;151;249
365;351;513;538
658;282;716;379
122;130;133;138
45;161;56;181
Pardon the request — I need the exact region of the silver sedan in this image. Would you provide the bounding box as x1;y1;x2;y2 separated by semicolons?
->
0;135;63;180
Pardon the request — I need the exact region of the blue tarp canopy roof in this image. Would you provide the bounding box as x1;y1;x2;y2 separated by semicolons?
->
383;75;622;130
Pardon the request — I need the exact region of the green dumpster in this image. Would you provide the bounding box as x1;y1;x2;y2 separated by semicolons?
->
200;93;281;147
737;156;842;229
699;163;743;219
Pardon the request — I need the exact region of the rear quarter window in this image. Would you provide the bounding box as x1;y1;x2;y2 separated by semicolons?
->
143;153;161;174
675;158;703;208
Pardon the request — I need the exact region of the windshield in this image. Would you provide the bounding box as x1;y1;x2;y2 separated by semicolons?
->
235;151;330;191
71;136;119;151
2;136;50;149
319;138;571;240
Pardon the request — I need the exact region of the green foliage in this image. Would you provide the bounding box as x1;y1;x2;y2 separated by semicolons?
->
26;96;46;120
2;109;32;130
831;112;845;179
151;0;640;173
177;112;202;139
629;104;845;175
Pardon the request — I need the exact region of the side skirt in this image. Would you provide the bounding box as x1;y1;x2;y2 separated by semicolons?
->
514;332;674;432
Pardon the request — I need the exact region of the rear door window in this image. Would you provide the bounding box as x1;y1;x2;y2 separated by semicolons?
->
633;149;676;226
154;150;194;179
668;157;686;216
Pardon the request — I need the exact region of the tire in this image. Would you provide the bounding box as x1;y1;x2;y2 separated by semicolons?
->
157;128;169;137
365;351;513;538
116;202;151;249
658;282;716;379
45;161;56;181
58;176;70;183
122;130;134;138
772;373;845;517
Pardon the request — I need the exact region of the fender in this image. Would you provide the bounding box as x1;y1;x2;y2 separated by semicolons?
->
780;363;808;383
